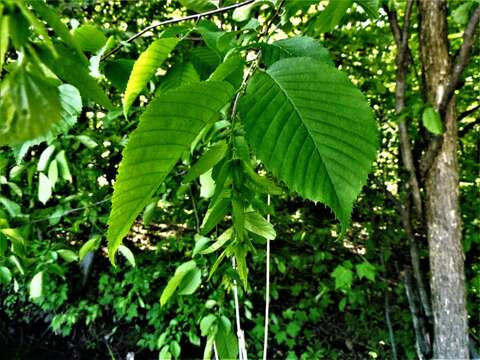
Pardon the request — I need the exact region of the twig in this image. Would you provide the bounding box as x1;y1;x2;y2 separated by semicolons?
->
28;198;111;224
101;0;255;61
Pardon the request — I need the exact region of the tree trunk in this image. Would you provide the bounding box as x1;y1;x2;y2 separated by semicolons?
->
417;0;469;358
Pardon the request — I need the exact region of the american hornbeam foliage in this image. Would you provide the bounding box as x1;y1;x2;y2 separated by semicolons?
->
0;0;380;358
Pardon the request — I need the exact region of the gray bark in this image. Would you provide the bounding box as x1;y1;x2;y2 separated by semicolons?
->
418;0;469;357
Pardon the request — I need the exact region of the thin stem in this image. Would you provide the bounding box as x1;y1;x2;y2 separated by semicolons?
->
189;186;200;233
232;257;248;360
101;0;255;61
262;194;271;360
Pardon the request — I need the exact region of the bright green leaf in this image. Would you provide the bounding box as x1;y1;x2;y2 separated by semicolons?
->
240;58;378;232
422;107;444;135
118;244;136;267
183;141;228;183
0;64;62;146
29;271;43;298
108;81;233;262
160;260;197;306
201;227;233;254
0;266;12;286
262;36;333;68
200;314;217;336
331;265;353;289
356;261;376;281
315;0;353;33
73;24;108;52
177;267;202;295
245;211;276;240
57;249;78;263
123;38;179;116
38;173;52;204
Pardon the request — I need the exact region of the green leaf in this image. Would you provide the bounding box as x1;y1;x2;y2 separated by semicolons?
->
200;195;230;234
159;345;172;360
55;150;72;183
123;38;179;116
422;107;443;135
27;0;88;65
0;64;62;146
37;43;113;110
0;12;9;71
118;244;136;267
143;201;157;226
0;266;12;286
201;227;233;254
0;196;21;217
177;267;202;295
331;265;353;289
215;316;238;360
160;260;197;306
107;81;233;262
356;261;376;281
73;24;107;53
178;0;216;13
170;341;181;359
355;0;380;19
209;53;244;88
262;36;333;68
38;173;52;204
183;141;228;183
245;211;276;240
199;169;215;198
48;159;58;189
315;0;353;33
11;84;82;162
157;61;200;94
57;249;78;263
200;314;217;336
104;59;135;91
79;235;101;261
452;2;475;25
37;145;56;172
193;234;211;257
29;271;44;298
240;58;377;232
242;162;282;195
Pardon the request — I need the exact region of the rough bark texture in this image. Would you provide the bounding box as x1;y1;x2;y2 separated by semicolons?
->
418;0;469;358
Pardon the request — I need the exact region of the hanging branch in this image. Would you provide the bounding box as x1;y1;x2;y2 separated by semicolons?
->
101;0;255;61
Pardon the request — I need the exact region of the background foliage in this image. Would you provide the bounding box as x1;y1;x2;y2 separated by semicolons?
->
0;0;479;359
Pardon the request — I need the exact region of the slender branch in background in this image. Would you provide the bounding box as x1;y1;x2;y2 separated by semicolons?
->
438;4;480;115
262;194;271;360
421;4;480;177
403;269;430;360
380;252;398;360
458;102;480;121
385;0;433;341
28;198;111;224
101;0;255;61
459;117;480;137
